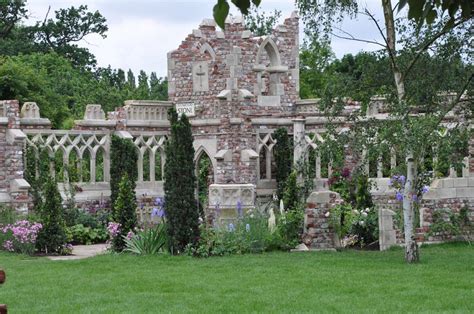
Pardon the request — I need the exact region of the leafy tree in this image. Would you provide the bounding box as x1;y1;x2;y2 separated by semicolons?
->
164;108;199;254
243;5;281;36
36;5;108;68
0;0;27;39
149;72;168;100
112;173;138;252
297;0;472;263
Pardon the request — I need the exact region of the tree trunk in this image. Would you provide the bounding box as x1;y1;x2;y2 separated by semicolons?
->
403;152;419;263
381;0;419;263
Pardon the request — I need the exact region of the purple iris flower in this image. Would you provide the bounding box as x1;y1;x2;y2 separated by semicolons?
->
237;200;243;217
395;191;403;201
399;175;406;184
155;197;164;207
412;194;418;202
422;186;429;194
151;207;159;217
228;223;235;232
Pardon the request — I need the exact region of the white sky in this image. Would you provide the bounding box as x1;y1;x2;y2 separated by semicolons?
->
26;0;390;77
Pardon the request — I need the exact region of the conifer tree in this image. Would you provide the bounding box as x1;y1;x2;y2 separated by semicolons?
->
164;108;199;254
137;70;149;99
112;173;138;251
126;69;136;89
110;135;138;215
36;175;67;254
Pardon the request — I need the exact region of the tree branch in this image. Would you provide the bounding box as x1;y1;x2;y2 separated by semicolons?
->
330;27;385;47
434;73;473;127
403;17;468;81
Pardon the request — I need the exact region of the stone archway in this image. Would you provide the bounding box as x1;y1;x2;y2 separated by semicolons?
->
195;147;215;217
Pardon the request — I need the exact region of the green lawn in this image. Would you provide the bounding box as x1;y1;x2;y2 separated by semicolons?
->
0;243;473;313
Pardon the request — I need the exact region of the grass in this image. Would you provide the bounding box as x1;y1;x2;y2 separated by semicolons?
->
0;242;473;313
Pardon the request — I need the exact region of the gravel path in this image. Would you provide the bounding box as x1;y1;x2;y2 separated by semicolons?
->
47;244;108;261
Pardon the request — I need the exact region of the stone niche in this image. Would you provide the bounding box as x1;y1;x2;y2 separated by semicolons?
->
208;184;256;224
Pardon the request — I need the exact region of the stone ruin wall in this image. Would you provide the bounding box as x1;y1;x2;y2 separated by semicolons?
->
0;12;473;247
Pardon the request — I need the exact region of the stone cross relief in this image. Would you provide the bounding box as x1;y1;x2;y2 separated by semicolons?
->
192;61;209;92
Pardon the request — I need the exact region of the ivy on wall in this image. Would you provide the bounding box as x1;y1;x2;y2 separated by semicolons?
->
273;128;293;201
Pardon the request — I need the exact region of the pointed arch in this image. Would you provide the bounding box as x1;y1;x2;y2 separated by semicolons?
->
256;36;281;67
199;42;216;61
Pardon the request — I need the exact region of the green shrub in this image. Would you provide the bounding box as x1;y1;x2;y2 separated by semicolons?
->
112;173;138;252
187;209;280;257
67;224;108;245
124;223;168;255
276;209;304;249
282;171;301;211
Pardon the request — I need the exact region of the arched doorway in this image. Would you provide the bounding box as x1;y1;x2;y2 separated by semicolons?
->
195;149;215;218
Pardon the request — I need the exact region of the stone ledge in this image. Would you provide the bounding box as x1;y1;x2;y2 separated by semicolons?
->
6;129;26;144
9;179;30;192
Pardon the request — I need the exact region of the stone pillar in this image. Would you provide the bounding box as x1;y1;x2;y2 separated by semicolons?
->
302;191;342;250
469;136;474;175
378;208;397;251
293;117;305;166
0;100;30;212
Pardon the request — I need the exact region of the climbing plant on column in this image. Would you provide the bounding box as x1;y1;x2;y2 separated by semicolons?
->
273;127;293;201
164;108;200;254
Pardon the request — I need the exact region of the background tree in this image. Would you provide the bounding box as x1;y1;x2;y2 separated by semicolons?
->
136;70;150;99
164;108;200;254
243;4;281;36
149;72;168;100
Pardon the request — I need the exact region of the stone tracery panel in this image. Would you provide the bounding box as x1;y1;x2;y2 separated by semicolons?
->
133;134;167;182
25;131;110;183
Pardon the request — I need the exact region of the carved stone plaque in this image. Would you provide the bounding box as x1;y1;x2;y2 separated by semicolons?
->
192;61;209;92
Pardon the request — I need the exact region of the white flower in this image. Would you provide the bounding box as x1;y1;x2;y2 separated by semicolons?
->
362;212;368;217
325;211;330;217
353;209;360;215
359;221;365;226
364;208;370;213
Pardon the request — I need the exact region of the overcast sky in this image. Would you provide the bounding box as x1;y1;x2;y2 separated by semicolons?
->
27;0;389;77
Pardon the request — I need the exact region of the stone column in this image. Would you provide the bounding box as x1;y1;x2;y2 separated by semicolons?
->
293;117;305;166
302;191;342;250
378;208;397;251
0;100;31;212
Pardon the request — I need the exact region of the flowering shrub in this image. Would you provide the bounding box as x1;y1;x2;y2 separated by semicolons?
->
1;220;43;255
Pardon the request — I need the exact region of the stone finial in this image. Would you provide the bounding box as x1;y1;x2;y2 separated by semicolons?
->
200;19;216;27
225;15;243;24
20;102;40;119
84;104;105;120
290;11;299;18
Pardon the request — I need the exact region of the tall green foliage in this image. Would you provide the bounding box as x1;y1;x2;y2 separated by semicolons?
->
110;135;138;215
282;171;301;211
36;175;67;254
164;108;199;254
112;173;138;252
273;128;292;201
